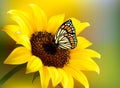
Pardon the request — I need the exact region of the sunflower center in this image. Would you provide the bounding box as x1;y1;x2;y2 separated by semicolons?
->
30;31;70;68
43;43;56;55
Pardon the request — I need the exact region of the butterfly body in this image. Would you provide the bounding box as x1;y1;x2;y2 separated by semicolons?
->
54;19;77;49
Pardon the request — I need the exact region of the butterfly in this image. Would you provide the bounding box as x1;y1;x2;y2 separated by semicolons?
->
54;19;77;49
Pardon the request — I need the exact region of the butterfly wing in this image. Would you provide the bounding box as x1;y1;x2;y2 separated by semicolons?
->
55;19;77;49
56;34;72;49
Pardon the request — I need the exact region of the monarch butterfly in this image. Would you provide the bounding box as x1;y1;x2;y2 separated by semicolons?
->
54;19;77;49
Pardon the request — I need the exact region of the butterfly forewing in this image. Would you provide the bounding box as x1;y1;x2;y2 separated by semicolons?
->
55;19;77;49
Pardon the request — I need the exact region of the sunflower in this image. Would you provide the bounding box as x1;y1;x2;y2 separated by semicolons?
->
3;4;100;88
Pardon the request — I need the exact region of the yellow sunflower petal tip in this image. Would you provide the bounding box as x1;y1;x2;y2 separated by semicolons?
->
7;10;18;15
85;85;89;88
85;22;90;27
29;3;36;7
81;22;90;31
29;3;35;6
25;70;29;74
4;59;12;64
4;59;8;64
98;53;101;59
70;17;90;35
25;70;31;74
3;57;12;64
25;67;31;74
7;10;13;14
95;51;101;59
97;67;100;75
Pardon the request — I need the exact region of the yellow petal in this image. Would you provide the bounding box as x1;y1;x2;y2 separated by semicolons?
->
70;53;100;74
71;37;92;52
58;69;73;88
7;10;32;37
47;67;62;87
4;47;31;64
64;71;74;88
26;55;43;73
39;67;50;88
3;25;31;50
47;14;65;34
29;4;47;32
70;18;90;35
75;49;101;59
18;35;31;50
2;25;20;42
85;49;101;59
77;36;92;48
58;69;68;88
64;66;89;88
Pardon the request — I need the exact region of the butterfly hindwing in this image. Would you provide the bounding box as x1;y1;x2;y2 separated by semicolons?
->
55;19;77;49
63;33;77;49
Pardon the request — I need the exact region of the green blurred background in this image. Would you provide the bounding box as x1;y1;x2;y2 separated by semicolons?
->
0;0;120;88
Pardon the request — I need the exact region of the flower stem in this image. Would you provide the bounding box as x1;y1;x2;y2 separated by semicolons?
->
0;64;26;86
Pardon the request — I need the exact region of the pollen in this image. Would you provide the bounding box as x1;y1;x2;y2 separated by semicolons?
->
30;31;70;68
